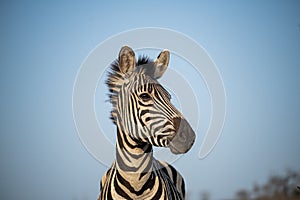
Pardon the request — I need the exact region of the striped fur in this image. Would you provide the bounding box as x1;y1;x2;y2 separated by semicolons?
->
98;46;195;200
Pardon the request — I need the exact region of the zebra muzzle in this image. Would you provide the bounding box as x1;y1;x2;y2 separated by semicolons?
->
169;118;196;154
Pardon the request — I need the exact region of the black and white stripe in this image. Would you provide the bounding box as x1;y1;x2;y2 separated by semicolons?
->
98;46;195;200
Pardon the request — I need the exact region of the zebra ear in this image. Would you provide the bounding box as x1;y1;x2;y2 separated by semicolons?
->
154;50;170;79
118;46;136;74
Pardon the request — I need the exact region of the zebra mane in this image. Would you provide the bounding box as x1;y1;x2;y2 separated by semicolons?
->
106;55;154;123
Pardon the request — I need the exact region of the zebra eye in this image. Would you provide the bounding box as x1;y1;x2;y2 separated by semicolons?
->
139;93;152;101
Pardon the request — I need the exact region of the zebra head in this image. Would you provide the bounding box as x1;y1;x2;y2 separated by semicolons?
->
107;46;195;154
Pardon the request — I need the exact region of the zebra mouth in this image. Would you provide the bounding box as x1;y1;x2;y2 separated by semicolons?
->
168;118;195;154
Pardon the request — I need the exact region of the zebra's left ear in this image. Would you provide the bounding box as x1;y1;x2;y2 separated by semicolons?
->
153;50;170;79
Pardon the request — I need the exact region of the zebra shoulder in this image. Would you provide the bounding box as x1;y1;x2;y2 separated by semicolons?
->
156;160;185;199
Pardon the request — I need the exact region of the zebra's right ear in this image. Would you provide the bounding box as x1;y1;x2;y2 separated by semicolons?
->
118;46;136;74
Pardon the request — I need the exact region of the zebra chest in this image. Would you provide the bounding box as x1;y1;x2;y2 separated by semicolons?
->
101;167;183;200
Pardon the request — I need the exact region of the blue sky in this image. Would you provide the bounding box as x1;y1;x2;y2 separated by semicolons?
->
1;1;300;200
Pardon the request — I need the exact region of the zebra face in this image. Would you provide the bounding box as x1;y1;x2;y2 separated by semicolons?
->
107;46;195;154
132;78;195;155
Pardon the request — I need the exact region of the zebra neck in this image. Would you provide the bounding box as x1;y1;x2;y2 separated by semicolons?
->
115;126;154;175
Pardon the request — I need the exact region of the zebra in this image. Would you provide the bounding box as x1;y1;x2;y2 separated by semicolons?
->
98;46;196;200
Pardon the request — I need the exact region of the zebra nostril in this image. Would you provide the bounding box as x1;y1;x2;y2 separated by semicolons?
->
172;117;181;133
169;117;195;154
